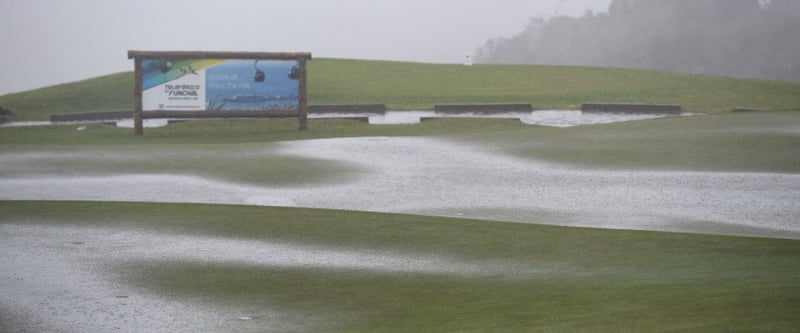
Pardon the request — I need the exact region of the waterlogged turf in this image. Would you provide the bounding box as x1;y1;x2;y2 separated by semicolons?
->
1;111;799;331
466;111;800;173
2;201;800;332
3;114;799;238
0;144;361;186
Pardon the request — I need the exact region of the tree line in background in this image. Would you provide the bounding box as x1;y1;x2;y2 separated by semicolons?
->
475;0;799;82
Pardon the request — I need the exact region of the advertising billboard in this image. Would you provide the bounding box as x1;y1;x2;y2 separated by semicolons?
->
141;58;300;112
129;51;311;135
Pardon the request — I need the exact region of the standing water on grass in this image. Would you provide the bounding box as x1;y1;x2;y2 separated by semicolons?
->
1;135;797;239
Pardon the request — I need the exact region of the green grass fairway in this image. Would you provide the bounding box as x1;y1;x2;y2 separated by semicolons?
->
3;111;798;174
467;111;800;173
2;58;800;121
3;200;800;332
310;59;800;112
0;118;529;145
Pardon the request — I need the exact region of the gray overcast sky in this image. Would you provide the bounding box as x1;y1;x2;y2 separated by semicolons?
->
0;0;610;95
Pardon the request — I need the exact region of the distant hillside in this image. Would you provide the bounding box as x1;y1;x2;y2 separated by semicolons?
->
2;58;800;121
0;72;133;122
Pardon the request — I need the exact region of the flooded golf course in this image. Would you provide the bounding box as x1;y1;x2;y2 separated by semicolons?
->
2;112;800;332
2;135;799;238
3;221;561;332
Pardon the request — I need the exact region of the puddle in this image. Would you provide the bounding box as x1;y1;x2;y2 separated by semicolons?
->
0;223;550;332
2;110;681;129
2;134;799;332
321;110;678;127
0;119;171;129
0;121;54;127
521;110;678;127
1;136;798;239
116;119;170;128
0;224;309;333
272;137;800;238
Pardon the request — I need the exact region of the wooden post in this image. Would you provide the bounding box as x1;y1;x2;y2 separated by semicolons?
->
298;57;308;130
133;57;144;135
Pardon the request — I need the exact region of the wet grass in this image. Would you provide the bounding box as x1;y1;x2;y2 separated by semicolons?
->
3;111;798;174
0;118;528;145
0;144;361;186
2;58;800;121
464;110;800;173
2;62;800;331
310;59;800;112
3;200;800;332
0;72;133;122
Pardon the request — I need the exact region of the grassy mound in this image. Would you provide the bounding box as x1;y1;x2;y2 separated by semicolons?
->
310;59;800;112
2;59;800;121
0;72;133;122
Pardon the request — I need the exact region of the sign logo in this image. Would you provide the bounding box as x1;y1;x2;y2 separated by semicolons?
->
141;59;300;112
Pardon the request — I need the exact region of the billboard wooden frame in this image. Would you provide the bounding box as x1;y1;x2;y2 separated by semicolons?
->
128;50;312;135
